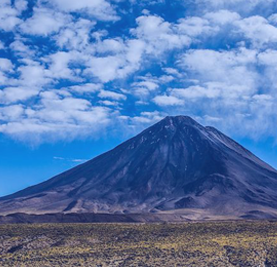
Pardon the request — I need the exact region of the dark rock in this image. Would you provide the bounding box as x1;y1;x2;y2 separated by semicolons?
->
1;115;277;220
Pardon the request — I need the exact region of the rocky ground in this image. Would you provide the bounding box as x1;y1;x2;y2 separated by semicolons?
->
0;222;277;266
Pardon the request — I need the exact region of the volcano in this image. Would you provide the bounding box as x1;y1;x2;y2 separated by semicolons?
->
1;116;277;221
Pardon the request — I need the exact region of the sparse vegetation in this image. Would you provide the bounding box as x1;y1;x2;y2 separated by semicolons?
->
1;222;277;266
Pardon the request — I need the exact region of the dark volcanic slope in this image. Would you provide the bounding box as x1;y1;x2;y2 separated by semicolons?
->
1;116;277;219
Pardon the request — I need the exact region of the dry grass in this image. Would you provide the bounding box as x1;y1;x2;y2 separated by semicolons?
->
1;221;277;266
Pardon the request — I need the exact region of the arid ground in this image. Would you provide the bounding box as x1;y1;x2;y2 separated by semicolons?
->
1;222;277;266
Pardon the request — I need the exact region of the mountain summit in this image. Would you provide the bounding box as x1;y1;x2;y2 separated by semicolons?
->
1;116;277;220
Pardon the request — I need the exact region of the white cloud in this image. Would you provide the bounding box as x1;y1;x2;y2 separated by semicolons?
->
9;40;35;58
18;61;51;87
131;111;164;124
86;55;125;83
252;94;273;102
0;58;13;72
47;51;75;80
204;10;241;25
0;0;23;32
53;156;88;163
258;49;277;92
96;38;125;54
180;48;258;95
133;81;159;91
177;16;216;37
0;72;8;84
0;60;51;104
125;39;145;64
0;41;5;50
48;0;119;21
99;100;119;106
269;14;277;25
56;18;96;50
153;95;184;106
195;0;274;12
14;0;28;12
67;83;103;94
1;0;277;144
235;16;277;47
131;75;162;97
132;15;191;55
98;90;127;100
163;67;182;77
0;104;24;121
0;90;112;143
150;46;277;140
20;7;71;36
171;85;221;99
85;39;145;83
0;87;39;104
258;49;277;66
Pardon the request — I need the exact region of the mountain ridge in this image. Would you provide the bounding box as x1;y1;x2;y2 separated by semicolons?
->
1;115;277;221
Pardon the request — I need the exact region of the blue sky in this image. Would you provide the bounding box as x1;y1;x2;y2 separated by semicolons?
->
0;0;277;196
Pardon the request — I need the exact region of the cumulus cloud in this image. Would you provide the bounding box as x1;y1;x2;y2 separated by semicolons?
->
131;14;191;55
0;41;5;50
171;85;220;100
153;95;184;106
132;80;159;96
0;90;112;143
0;0;27;32
47;0;119;21
177;16;216;37
18;61;51;87
179;48;258;95
98;90;127;100
84;38;145;82
130;111;164;124
0;0;277;144
0;59;51;104
235;16;277;47
46;51;83;80
20;7;71;36
0;87;39;104
152;46;277;139
56;18;96;50
258;49;277;93
9;40;35;58
0;58;13;72
204;10;241;25
131;73;176;98
67;83;103;94
194;0;274;14
87;56;126;82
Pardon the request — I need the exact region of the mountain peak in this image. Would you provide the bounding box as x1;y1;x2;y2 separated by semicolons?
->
1;116;277;220
163;115;196;123
157;115;202;130
140;115;203;141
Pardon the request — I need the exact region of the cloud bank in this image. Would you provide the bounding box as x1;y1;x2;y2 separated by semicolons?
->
0;0;277;143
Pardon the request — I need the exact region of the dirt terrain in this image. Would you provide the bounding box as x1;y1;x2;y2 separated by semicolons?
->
1;221;277;266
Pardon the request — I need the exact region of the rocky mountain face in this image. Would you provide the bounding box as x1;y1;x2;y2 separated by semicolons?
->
1;116;277;220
